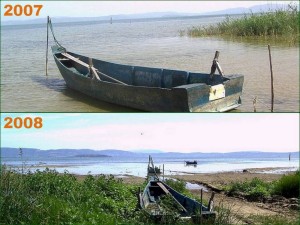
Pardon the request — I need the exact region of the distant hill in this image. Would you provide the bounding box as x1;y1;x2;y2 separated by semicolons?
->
1;3;290;26
1;147;298;160
205;4;289;15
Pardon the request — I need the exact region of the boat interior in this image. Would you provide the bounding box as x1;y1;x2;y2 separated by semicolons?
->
56;51;227;88
145;180;207;215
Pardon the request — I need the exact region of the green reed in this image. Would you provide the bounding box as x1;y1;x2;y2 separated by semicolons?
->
186;4;299;44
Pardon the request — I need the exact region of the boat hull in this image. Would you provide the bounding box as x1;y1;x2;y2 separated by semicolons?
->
139;179;216;222
52;47;244;112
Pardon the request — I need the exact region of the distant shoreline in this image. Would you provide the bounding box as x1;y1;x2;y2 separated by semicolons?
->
3;164;298;178
1;13;245;27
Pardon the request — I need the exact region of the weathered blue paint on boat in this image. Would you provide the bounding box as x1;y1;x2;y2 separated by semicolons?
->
138;178;216;221
139;156;215;222
52;45;244;112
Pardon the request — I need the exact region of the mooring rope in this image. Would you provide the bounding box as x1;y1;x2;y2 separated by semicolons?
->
46;16;66;76
48;16;65;50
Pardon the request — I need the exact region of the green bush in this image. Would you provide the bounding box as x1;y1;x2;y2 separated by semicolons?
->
0;166;139;225
164;179;187;194
226;177;273;201
226;171;300;201
272;171;300;198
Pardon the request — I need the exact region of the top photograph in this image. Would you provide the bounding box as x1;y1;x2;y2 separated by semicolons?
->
1;1;299;112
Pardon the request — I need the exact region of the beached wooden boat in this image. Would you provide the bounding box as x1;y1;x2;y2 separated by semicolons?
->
185;160;198;165
139;156;216;223
138;178;216;223
48;18;244;112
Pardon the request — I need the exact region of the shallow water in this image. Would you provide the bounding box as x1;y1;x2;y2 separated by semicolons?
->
1;16;299;112
3;154;299;178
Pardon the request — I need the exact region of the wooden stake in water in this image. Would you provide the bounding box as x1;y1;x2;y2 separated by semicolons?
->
268;45;274;112
163;164;164;181
253;96;257;112
46;16;49;76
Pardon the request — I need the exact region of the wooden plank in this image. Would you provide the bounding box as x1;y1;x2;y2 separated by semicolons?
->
96;70;128;85
61;52;89;68
62;52;127;85
215;61;224;76
91;66;101;81
157;182;188;212
157;182;169;194
89;58;101;81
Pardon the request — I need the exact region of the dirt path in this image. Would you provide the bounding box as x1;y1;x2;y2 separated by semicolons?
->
192;190;278;224
173;172;299;224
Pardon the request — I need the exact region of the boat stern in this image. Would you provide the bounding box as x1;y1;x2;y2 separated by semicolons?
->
175;74;244;112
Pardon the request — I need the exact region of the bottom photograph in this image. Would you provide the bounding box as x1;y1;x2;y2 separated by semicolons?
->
1;113;299;225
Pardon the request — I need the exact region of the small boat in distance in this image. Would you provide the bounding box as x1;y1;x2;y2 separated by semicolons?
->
185;160;198;165
47;17;244;112
138;156;216;223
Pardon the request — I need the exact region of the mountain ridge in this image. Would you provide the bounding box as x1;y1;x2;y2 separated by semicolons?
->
1;147;297;159
1;3;289;26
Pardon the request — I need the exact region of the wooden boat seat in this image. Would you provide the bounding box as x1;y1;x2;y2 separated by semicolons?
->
58;58;70;61
61;52;128;85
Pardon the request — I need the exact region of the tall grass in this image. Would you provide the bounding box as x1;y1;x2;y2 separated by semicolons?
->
272;170;300;198
1;166;298;224
186;4;299;43
226;171;300;200
0;166;139;225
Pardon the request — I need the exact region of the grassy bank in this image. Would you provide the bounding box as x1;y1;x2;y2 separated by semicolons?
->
0;166;140;225
1;166;299;225
185;4;299;43
225;170;300;201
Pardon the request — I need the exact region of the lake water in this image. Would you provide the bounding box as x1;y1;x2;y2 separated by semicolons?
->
3;154;299;178
1;16;299;112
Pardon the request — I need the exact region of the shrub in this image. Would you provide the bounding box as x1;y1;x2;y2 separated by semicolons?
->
164;178;187;194
0;166;139;225
226;177;273;201
272;171;300;198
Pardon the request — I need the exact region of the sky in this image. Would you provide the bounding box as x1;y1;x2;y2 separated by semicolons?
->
1;113;299;153
1;1;296;21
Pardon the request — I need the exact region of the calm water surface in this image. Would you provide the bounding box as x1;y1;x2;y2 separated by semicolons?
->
1;16;299;112
3;154;299;177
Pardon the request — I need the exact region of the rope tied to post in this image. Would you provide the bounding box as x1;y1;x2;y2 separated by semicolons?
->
46;16;66;76
47;16;65;50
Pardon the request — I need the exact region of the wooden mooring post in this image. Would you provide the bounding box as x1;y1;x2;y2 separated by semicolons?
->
163;164;164;181
253;96;257;112
46;16;49;76
268;45;274;112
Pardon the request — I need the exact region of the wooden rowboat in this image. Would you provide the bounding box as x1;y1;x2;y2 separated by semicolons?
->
138;178;216;223
48;18;244;112
139;156;216;223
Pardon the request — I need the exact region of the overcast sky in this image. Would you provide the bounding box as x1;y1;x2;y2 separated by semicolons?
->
1;113;298;153
1;1;296;21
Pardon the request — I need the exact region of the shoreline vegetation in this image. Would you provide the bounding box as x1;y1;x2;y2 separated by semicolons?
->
181;4;299;45
0;165;299;225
